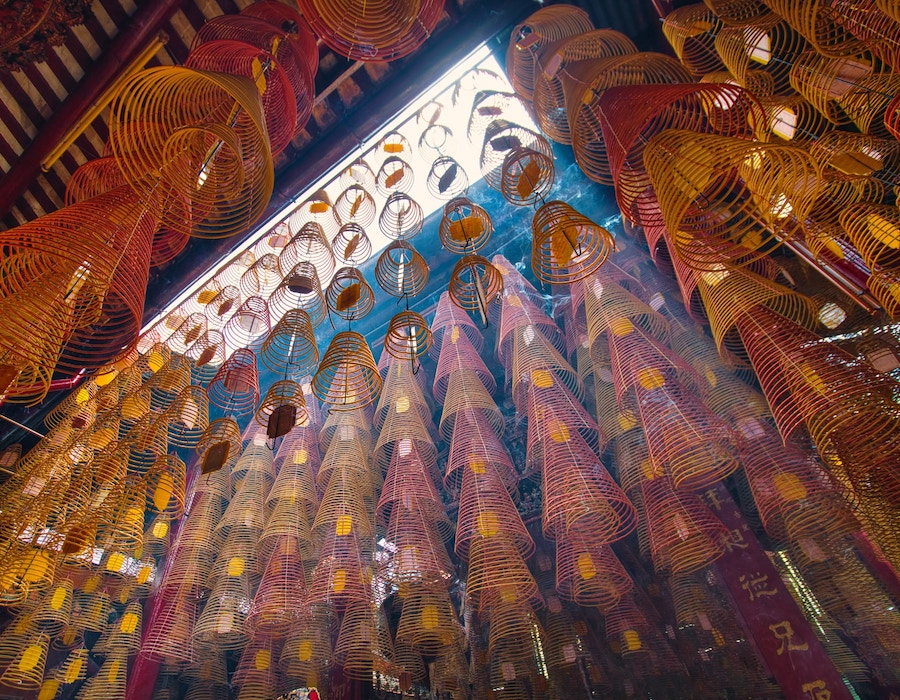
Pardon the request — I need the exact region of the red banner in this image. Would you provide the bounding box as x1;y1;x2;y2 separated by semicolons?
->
703;483;851;700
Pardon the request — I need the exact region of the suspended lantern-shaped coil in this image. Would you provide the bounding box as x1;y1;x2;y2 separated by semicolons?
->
203;285;241;326
374;241;430;298
532;201;614;284
239;253;282;298
500;147;555;206
332;223;373;266
255;380;310;439
340;158;376;190
335;184;377;228
480;120;553;192
448;255;504;326
379;192;424;240
313;331;382;411
269;261;328;327
260;308;319;380
438;197;493;254
289;189;339;240
427;156;469;200
376;156;414;197
326;267;376;321
206;349;260;416
281;221;336;282
222;296;271;348
384;311;433;362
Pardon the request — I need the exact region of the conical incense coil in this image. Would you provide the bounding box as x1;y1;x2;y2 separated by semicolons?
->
165;313;208;355
448;255;504;327
385;505;454;585
259;309;319;381
375;353;433;431
70;586;111;634
281;221;336;283
145;454;185;521
192;568;252;651
312;460;374;538
186;330;226;385
95;601;142;654
505;4;594;101
206;349;260;416
500;147;555;207
868;268;900;320
488;599;547;662
340;158;376;191
531;200;613;284
246;537;308;636
94;477;146;557
332;223;372;267
762;0;866;56
325;267;376;322
269;263;328;328
465;532;539;613
64;156;127;205
255;380;309;440
510;325;584;408
73;647;129;699
439;370;505;442
296;0;442;62
376;156;414;197
788;50;879;127
239;253;282;298
231;632;283;697
271;427;321;503
377;442;449;532
196;417;242;477
0;631;50;690
566;53;693;186
661;4;726;76
427;155;469;200
714;18;808;96
839;202;900;273
533;29;637;144
333;599;394;680
374;402;437;476
641;476;729;574
335;185;377;228
556;531;632;611
540;426;635;543
51;645;89;686
313;331;382;412
480;121;553;193
596;83;765;226
429;290;485;359
307;529;374;609
278;606;333;687
496;286;565;365
433;327;495;403
259;494;319;565
445;408;518;492
319;406;374;457
202;285;242;327
32;579;74;636
227;438;276;491
438;197;493;255
289;190;339;240
466;89;534;144
396;584;461;655
222;296;270;349
374;241;430;298
379;192;424;240
108;66;274;239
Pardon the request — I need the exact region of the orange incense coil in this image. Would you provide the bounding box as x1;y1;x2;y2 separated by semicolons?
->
555;531;632;611
582;271;670;348
222;296;270;349
480;121;553;193
433;326;495;403
334;185;377;229
539;425;635;542
383;310;432;363
612;427;652;497
145;359;192;413
279;604;334;684
641;476;729;574
206;349;260;416
307;528;374;609
379;192;424;240
644;129;824;271
32;579;74;636
445;407;518;491
868;268;900;319
465;532;540;613
74;648;129;698
94;477;146;555
64;156;127;205
438;197;493;255
95;601;142;654
143;515;171;556
259;309;319;380
714;18;809;96
145;454;185;521
325;267;376;322
703;0;774;26
488;599;547;663
281;221;336;283
108;66;274;239
500;147;555;207
377;442;449;532
531;200;613;284
565;53;693;186
332;223;372;267
509;325;584;408
429;290;485;359
385;505;455;584
759;93;835;143
396;584;462;655
788;50;878;126
597;83;765;227
289;190;339;241
192;568;253;651
375;354;432;430
313;331;382;412
52;645;89;685
246;536;308;637
427;155;469;200
886;92;900;139
374;401;437;476
376;156;414;197
185;39;298;155
374;241;430;298
839;202;900;272
231;633;283;698
269;262;328;328
762;0;867;56
439;370;505;442
255;380;309;440
239;253;282;298
506;4;594;101
196;417;243;477
533;29;637;144
0;631;50;690
334;599;394;680
448;255;504;327
525;374;604;466
189;332;228;386
662;4;727;76
163;382;213;449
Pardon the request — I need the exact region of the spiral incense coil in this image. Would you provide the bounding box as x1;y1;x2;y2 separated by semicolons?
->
714;18;809;96
525;374;604;464
192;567;253;651
555;532;632;611
788;50;876;126
259;494;319;564
245;537;308;637
255;380;309;439
185;331;226;386
480;120;553;193
641;476;728;574
165;313;208;356
239;254;282;299
704;0;775;25
259;309;318;380
488;600;547;663
340;158;376;190
396;585;462;655
144;454;185;522
185;39;298;156
307;528;374;609
448;255;503;326
374;241;430;298
281;221;336;282
298;0;441;62
500;147;555;207
385;505;454;584
429;290;485;360
493;252;547;307
466;90;536;145
868;269;900;319
465;533;540;613
334;184;377;228
324;267;374;322
279;606;333;684
762;0;866;56
375;353;432;425
758;93;833;143
231;634;282;698
533;29;637;144
313;331;382;411
203;285;241;327
644;129;823;271
433;327;495;403
438;197;493;254
438;370;504;443
531;201;613;284
510;325;585;409
332;223;373;267
206;349;260;417
427;156;469;200
497;293;566;369
0;632;50;690
811;131;900;209
566;54;693;186
289;190;340;240
837;71;900;137
32;579;74;637
375;156;414;197
506;4;594;101
384;310;433;363
885;93;900;140
319;406;375;455
838;203;900;275
334;599;395;680
596;84;765;227
418;123;453;162
377;442;448;529
374;402;437;477
662;4;726;77
109;66;274;239
64;156;127;205
269;262;328;327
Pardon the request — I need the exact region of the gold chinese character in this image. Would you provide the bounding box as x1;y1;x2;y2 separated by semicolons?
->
801;680;831;700
723;528;749;552
704;489;723;511
769;620;809;655
740;572;777;601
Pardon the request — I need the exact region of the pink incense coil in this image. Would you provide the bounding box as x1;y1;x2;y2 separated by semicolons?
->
206;349;260;416
333;599;394;680
385;504;455;585
433;325;496;403
465;533;540;613
439;370;505;442
373;401;438;476
555;530;633;611
377;440;449;533
509;324;584;409
429;290;485;360
246;536;308;637
497;290;566;367
443;407;514;494
396;585;463;655
307;529;374;610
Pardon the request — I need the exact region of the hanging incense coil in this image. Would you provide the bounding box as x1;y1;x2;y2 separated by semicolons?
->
396;585;462;655
335;185;377;228
480;121;553;193
319;406;375;456
759;93;834;143
279;605;334;683
196;417;243;476
64;156;127;205
259;493;319;565
509;325;585;408
525;376;604;469
32;579;74;636
246;537;308;636
438;197;493;254
384;310;432;362
269;262;328;327
165;313;208;355
192;567;253;651
333;599;394;680
762;0;866;56
289;190;340;242
340;158;376;190
296;0;442;62
231;633;283;698
149;227;190;267
433;329;496;403
377;442;448;530
868;269;900;319
206;349;260;416
788;50;877;126
703;0;774;26
531;201;613;284
108;66;274;239
661;4;726;77
506;4;594;101
385;504;454;584
239;254;282;298
186;330;226;386
144;454;185;521
326;267;376;321
445;402;515;492
0;632;50;690
376;156;414;197
374;401;437;476
255;380;309;439
260;309;319;380
281;221;336;283
501;147;555;207
332;223;373;266
376;195;423;245
418;121;452;161
375;241;430;298
427;156;469;199
488;600;547;663
448;255;503;326
429;290;485;360
644;129;823;271
641;476;729;574
533;29;637;144
375;351;431;422
465;533;540;612
307;528;374;609
203;285;242;327
555;532;632;611
839;202;900;272
466;90;535;145
313;331;382;411
714;18;808;96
